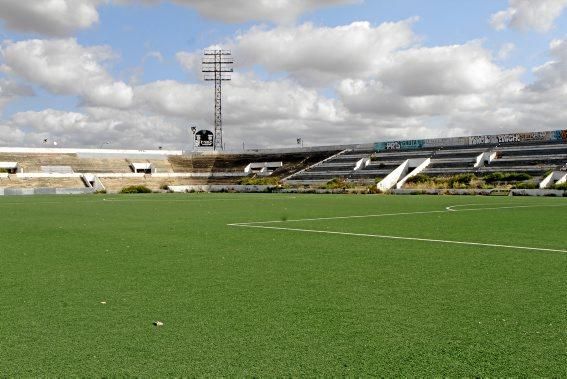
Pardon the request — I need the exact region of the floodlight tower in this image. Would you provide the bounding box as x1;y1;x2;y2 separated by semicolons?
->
203;50;233;151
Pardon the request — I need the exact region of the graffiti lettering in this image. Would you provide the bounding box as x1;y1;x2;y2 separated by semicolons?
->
386;142;401;150
469;136;491;145
497;134;521;143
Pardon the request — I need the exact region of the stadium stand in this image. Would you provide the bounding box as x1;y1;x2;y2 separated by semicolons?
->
0;148;340;193
0;129;565;195
285;130;567;190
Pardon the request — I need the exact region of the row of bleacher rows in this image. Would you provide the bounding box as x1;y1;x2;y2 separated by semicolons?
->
0;150;337;191
287;142;567;183
0;151;335;175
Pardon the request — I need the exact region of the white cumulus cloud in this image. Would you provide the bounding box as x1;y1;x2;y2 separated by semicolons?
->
177;19;418;87
127;0;358;24
0;78;34;112
490;0;567;32
1;38;133;109
0;0;102;36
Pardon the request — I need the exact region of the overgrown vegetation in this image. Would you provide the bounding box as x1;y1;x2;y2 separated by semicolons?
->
120;185;152;194
483;172;532;184
239;176;281;186
406;174;430;184
512;182;539;190
405;174;483;189
403;172;537;190
321;177;355;190
554;182;567;190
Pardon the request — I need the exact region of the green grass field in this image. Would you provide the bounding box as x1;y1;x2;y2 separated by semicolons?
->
0;193;565;376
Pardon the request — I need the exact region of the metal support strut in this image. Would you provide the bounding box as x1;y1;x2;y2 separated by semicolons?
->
203;50;233;151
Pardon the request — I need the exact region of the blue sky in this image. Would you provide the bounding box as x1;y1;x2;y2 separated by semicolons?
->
1;0;567;149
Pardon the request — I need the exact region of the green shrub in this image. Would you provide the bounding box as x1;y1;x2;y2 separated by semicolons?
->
367;184;382;194
506;172;532;181
323;178;354;190
374;177;383;183
554;182;567;190
484;172;531;184
406;174;430;184
239;176;280;186
513;182;538;189
120;185;152;194
483;172;505;183
449;173;476;188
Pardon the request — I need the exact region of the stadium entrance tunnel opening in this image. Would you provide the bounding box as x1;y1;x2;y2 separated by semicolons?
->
130;163;154;174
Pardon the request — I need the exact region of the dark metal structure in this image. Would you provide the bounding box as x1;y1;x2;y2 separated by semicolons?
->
202;50;233;151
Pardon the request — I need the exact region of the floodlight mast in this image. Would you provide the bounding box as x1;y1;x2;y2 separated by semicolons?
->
202;49;233;151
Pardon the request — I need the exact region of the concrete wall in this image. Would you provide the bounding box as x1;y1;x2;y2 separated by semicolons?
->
0;187;95;196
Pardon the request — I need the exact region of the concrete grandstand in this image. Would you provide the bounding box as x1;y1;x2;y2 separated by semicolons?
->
0;129;566;195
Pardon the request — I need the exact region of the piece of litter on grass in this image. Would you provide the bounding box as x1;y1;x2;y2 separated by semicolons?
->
153;321;164;327
100;301;107;304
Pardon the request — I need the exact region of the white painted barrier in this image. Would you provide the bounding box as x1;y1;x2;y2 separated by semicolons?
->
244;162;283;174
83;174;106;191
354;157;371;171
474;151;497;168
396;158;431;189
377;160;410;191
539;171;567;188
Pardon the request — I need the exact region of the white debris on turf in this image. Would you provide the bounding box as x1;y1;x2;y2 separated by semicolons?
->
153;321;164;326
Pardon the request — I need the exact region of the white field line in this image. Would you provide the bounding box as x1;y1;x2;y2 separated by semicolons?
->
229;224;567;254
228;203;567;254
230;203;567;226
446;203;505;211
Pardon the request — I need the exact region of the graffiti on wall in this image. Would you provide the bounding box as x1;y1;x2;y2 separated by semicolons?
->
375;129;567;152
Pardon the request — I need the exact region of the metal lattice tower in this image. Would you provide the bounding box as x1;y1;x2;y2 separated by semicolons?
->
203;50;233;151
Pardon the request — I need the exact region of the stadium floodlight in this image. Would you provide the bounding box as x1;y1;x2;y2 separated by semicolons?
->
99;141;111;149
202;49;233;151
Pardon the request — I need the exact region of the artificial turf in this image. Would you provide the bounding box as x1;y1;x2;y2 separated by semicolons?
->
0;193;565;376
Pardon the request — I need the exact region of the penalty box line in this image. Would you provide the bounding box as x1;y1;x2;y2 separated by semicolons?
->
229;224;567;254
228;204;567;254
229;203;567;226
